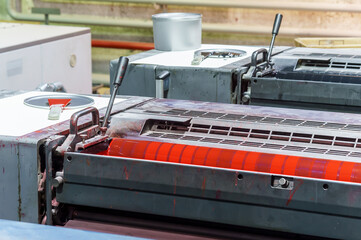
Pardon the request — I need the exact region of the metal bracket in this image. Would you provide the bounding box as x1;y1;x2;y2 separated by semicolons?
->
56;107;108;155
31;7;60;25
156;70;170;98
241;48;274;104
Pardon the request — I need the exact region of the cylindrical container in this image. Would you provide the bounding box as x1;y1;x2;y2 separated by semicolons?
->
152;13;202;51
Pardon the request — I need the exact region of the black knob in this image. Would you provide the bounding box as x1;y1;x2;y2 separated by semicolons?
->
114;56;129;86
272;13;283;35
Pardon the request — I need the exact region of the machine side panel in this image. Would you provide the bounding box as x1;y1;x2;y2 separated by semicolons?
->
252;78;361;107
0;136;40;223
18;140;40;223
0;140;20;221
111;62;157;97
164;67;233;103
57;152;361;240
58;183;361;240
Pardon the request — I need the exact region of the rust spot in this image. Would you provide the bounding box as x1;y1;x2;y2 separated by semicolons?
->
286;180;304;206
173;178;177;194
122;166;129;180
202;177;206;189
216;190;221;199
173;198;176;215
86;159;90;166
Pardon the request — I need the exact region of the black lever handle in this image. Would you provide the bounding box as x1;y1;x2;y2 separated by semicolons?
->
102;56;129;128
268;13;283;63
114;56;129;86
272;13;283;35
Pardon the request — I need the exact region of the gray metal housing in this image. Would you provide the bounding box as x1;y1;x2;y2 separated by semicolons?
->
109;49;262;103
56;98;361;239
0;91;150;224
112;47;361;113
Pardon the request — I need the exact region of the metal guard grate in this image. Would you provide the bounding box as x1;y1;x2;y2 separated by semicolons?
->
142;119;361;159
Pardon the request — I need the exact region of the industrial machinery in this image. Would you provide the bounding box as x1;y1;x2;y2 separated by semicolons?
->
3;80;361;239
113;46;361;112
4;15;361;239
112;14;361;113
110;45;289;103
110;14;286;105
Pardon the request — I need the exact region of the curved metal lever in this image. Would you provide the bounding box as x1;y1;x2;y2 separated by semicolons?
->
70;106;99;135
251;48;268;67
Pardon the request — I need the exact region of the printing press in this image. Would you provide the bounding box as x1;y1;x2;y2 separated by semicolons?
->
113;14;361;113
114;46;361;113
3;15;361;240
3;59;361;239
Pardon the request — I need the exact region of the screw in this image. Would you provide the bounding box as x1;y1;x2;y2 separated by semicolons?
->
79;134;87;143
279;177;289;188
242;94;250;103
52;176;64;188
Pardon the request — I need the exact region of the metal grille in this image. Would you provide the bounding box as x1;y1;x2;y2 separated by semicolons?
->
142;108;361;132
151;120;359;149
297;59;361;71
143;120;361;159
292;52;361;59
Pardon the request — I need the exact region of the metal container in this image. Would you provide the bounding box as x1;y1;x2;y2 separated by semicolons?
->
152;13;202;51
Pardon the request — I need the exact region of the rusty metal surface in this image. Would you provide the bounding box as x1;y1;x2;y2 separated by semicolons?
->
44;95;361;239
59;151;361;216
20;95;152;140
56;150;361;239
0;91;152;223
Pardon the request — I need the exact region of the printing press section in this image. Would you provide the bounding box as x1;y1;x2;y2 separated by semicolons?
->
115;46;361;112
2;90;361;239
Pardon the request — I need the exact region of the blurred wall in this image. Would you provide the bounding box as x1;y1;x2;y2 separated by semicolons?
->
2;0;361;86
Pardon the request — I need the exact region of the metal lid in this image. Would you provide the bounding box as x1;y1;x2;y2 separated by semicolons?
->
152;13;202;22
24;94;94;109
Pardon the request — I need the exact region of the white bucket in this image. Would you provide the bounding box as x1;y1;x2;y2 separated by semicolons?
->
152;13;202;51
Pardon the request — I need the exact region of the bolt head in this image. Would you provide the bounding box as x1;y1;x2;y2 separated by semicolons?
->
279;177;288;187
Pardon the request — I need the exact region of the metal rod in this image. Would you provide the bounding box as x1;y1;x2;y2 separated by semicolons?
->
102;86;119;128
267;13;282;63
155;80;164;98
45;14;49;25
102;56;129;128
45;149;52;225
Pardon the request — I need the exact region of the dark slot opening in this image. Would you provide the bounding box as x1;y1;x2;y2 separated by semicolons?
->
293;133;312;138
272;131;291;136
251;129;270;134
314;135;334;140
212;126;230;131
